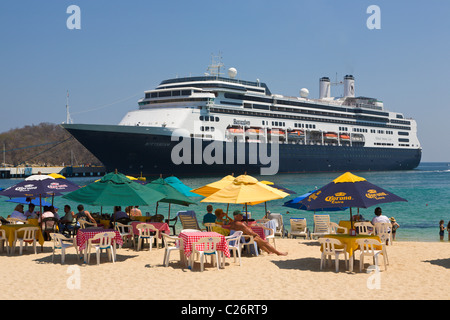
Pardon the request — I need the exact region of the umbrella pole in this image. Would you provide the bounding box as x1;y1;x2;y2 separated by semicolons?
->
350;207;353;230
168;203;171;222
264;202;267;219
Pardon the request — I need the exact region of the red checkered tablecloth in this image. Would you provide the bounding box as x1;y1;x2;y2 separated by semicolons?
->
222;225;266;240
179;231;230;258
130;222;170;239
77;228;123;251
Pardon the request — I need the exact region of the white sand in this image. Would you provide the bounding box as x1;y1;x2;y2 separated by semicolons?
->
1;239;449;300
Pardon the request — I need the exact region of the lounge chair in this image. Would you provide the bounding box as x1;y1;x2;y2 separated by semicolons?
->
268;213;285;238
289;218;309;239
310;214;330;239
178;211;205;232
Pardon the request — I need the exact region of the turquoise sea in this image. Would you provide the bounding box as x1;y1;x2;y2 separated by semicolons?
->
1;162;449;242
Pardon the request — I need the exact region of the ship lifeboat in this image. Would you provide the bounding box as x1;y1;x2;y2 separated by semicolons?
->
324;132;338;140
339;133;350;140
287;129;305;140
227;127;244;135
246;128;263;135
269;129;285;136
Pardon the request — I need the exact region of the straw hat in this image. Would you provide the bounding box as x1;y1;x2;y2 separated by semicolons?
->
389;217;396;222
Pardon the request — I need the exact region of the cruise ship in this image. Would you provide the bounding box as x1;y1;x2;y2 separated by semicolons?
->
62;61;422;176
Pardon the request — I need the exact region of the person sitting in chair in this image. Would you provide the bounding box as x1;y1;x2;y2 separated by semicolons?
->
229;210;287;256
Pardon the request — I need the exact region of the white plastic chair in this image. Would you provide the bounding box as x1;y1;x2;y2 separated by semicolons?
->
374;223;392;245
203;223;217;232
261;225;276;249
49;233;79;264
354;222;374;235
136;223;155;251
78;219;98;229
318;237;348;272
241;234;259;256
13;227;39;255
7;218;27;225
311;214;330;239
356;238;387;271
289;218;309;239
224;231;243;267
268;213;284;237
329;222;347;234
114;222;134;248
0;229;9;254
87;232;116;265
190;236;221;272
161;233;186;267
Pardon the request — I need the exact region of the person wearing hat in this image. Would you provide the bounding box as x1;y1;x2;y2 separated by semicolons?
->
214;208;233;226
390;217;400;240
229;210;288;256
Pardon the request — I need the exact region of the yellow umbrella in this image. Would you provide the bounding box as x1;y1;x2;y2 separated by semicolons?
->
191;175;236;197
48;173;66;179
200;175;289;217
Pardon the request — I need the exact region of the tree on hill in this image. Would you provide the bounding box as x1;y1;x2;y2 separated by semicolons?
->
0;123;102;167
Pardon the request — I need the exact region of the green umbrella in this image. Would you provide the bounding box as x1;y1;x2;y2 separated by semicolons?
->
146;177;197;221
62;172;166;207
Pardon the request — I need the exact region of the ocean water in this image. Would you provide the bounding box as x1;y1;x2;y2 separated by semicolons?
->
1;162;449;242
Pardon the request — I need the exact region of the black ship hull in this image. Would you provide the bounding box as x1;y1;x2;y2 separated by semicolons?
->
62;124;422;176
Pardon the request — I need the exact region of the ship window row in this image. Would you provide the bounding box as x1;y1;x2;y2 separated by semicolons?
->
200;126;215;132
398;131;409;136
295;123;316;129
339;127;349;131
199;115;220;122
139;98;209;106
398;138;409;143
145;90;194;99
353;128;368;133
209;107;412;132
374;143;394;146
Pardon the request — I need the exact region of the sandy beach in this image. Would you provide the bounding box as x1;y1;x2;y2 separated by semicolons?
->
0;238;449;300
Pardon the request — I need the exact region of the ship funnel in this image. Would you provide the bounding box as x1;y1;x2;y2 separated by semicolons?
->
319;77;331;99
343;75;355;98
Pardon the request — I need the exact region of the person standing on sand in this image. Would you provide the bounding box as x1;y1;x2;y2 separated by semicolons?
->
447;221;450;241
439;220;445;241
229;210;287;256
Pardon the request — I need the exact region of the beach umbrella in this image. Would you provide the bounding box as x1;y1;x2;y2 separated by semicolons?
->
283;191;347;212
191;175;236;197
298;172;407;229
201;174;290;221
146;177;197;221
0;174;71;213
260;181;297;195
5;197;55;208
164;176;199;197
62;171;165;207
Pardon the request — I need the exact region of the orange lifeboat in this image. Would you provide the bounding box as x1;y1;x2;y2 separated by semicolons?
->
324;132;338;139
340;134;350;140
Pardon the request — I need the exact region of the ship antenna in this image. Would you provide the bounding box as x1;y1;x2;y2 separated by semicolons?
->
65;90;73;124
206;52;224;79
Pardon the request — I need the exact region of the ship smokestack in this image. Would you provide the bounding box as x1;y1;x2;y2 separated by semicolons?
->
344;75;355;98
319;77;331;99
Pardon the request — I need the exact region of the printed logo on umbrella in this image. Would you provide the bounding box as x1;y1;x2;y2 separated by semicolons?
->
365;189;388;200
48;182;69;190
325;192;353;204
15;184;37;192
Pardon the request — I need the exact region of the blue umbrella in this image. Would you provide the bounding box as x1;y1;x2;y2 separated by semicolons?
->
164;176;200;197
6;197;57;208
283;191;348;212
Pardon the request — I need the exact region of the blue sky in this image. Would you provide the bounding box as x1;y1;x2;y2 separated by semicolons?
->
0;0;449;162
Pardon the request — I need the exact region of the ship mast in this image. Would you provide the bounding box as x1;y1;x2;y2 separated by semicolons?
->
206;52;224;79
66;90;73;124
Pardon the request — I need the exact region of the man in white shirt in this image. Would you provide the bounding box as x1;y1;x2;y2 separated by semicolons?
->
371;207;390;225
24;203;37;219
10;204;27;221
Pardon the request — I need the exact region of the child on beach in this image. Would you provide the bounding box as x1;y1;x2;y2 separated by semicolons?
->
439;220;445;241
390;217;400;240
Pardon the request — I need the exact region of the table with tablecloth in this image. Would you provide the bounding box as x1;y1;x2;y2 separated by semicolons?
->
76;228;123;262
321;234;382;271
179;231;230;261
0;224;45;250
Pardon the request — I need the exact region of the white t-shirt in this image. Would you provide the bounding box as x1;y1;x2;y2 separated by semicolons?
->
372;215;390;225
10;211;27;221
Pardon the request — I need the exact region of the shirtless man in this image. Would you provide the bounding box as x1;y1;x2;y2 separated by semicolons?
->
229;210;287;256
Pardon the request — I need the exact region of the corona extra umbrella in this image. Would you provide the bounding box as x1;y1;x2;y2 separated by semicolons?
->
62;171;165;207
283;191;347;212
297;172;407;228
